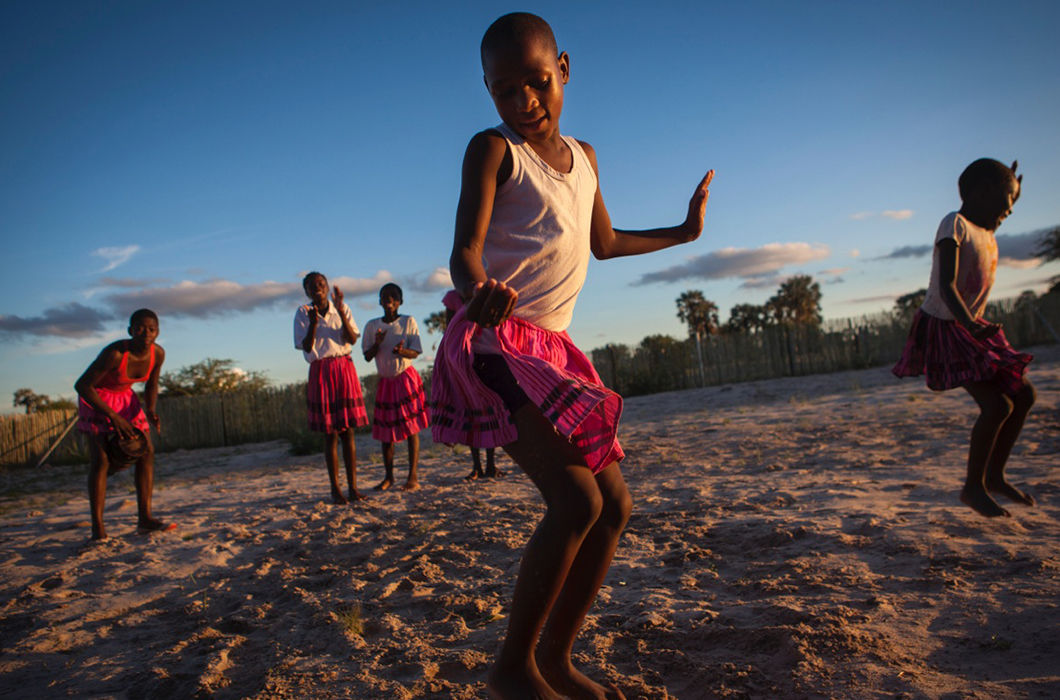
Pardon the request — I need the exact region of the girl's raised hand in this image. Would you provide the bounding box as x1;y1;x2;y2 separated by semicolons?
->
332;285;344;307
682;170;715;242
304;304;318;323
465;279;518;328
392;340;405;355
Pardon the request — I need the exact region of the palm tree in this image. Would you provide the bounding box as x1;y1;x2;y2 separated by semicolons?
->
675;290;719;385
424;310;449;335
767;275;822;326
725;303;770;334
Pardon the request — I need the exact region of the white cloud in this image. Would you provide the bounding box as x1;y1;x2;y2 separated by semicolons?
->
635;242;830;285
92;245;141;272
850;212;874;220
850;249;860;258
881;210;914;220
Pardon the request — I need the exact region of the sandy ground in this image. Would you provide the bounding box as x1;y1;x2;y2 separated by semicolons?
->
1;348;1058;699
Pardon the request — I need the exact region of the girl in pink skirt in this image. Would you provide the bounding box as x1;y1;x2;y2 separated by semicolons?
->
75;308;170;540
295;271;369;503
435;13;715;696
893;158;1035;518
362;283;429;491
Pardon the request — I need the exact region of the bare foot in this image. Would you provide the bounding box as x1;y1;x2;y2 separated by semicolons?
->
987;478;1035;506
375;477;393;491
401;479;420;492
487;468;507;479
137;517;177;534
540;659;625;700
465;469;481;482
348;489;367;502
960;486;1011;518
487;663;563;700
331;490;348;504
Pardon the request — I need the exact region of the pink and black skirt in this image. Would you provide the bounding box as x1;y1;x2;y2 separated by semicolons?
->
372;366;430;442
77;388;151;436
892;310;1032;397
307;354;369;433
431;307;624;474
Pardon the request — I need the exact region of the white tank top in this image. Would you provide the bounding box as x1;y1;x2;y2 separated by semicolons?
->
483;123;598;331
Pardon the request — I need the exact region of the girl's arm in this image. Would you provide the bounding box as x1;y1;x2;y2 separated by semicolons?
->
74;344;137;437
392;319;422;359
333;287;360;344
297;305;318;353
364;324;384;362
581;140;713;260
936;240;1000;340
143;346;164;433
451;131;519;327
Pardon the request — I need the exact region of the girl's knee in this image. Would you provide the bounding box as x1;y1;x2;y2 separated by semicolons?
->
1015;381;1036;412
551;483;604;533
981;393;1015;422
600;482;633;530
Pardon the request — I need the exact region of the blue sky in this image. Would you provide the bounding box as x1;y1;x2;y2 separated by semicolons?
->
2;0;1058;409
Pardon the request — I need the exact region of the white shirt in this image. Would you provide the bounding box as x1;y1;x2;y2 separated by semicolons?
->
294;301;359;363
362;315;422;378
482;123;597;331
920;212;999;321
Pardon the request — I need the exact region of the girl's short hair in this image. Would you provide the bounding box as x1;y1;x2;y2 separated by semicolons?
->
302;271;326;291
959;158;1014;200
129;308;158;326
380;282;403;302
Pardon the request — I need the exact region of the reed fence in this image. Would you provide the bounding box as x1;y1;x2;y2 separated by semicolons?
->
3;293;1057;467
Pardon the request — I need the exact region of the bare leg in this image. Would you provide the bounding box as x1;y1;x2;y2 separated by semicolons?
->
467;448;484;481
402;433;420;491
376;441;395;490
134;439;170;531
486;405;605;700
340;429;365;501
961;381;1014;517
538;463;631;699
87;438;109;540
324;432;347;504
985;379;1036;505
486;447;504;478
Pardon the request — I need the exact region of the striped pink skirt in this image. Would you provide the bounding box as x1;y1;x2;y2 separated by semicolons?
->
77;388;150;436
307;354;368;433
892;310;1032;396
431;309;624;474
372;366;430;442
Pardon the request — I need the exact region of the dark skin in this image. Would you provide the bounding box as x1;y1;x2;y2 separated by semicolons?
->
300;274;364;503
364;289;421;491
453;32;714;700
937;163;1035;517
74;317;168;540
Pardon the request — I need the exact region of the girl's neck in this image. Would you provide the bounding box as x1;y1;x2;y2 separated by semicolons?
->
382;311;399;323
314;299;330;314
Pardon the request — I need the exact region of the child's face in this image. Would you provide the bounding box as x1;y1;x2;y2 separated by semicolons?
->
380;290;401;315
968;176;1020;230
483;36;569;141
128;317;159;346
304;275;329;304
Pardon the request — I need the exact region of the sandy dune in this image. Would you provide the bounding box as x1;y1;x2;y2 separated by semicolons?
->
2;348;1058;698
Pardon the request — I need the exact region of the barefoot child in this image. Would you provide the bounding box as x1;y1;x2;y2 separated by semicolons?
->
432;13;714;697
75;308;171;540
443;289;500;482
362;283;429;491
295;271;369;503
893;158;1035;518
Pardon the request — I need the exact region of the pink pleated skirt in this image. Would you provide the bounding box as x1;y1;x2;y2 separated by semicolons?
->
77;388;151;435
372;366;430;443
307;354;368;433
431;308;624;474
892;310;1032;396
